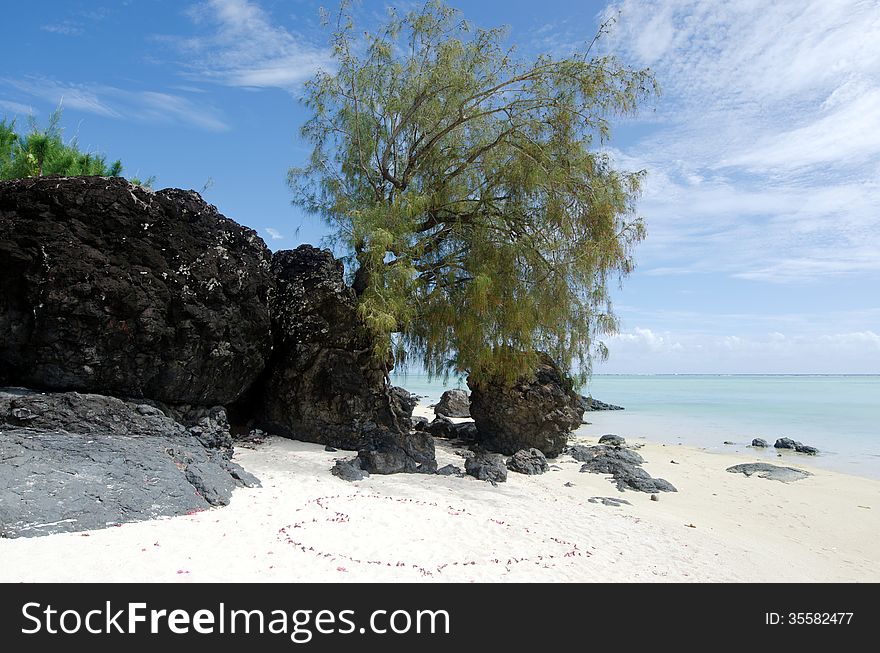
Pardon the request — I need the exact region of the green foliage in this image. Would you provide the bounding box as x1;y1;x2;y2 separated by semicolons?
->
0;107;147;185
290;0;657;384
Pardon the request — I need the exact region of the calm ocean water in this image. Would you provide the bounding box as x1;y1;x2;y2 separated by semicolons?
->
390;373;880;479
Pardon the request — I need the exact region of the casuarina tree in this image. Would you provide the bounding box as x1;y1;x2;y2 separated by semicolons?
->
289;0;656;386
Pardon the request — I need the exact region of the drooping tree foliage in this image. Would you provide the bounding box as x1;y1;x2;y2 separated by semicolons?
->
0;107;152;185
289;0;656;385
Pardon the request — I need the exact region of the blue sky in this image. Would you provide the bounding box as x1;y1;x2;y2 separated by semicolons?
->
2;0;879;373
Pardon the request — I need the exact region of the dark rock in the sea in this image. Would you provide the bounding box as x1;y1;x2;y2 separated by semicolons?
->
588;496;632;507
726;463;812;483
331;457;368;482
434;389;470;418
324;445;338;452
436;464;463;477
723;441;735;445
426;416;458;439
774;438;819;455
506;448;549;475
575;444;676;493
465;452;508;483
0;389;258;538
751;438;768;448
468;353;583;457
579;396;624;412
453;421;478;441
598;434;626;447
356;428;437;475
256;246;404;449
389;386;419;420
0;176;274;405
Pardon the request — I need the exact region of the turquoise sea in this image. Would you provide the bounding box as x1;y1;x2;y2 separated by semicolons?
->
390;373;880;479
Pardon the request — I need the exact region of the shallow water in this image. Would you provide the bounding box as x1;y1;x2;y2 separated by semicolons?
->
390;373;880;479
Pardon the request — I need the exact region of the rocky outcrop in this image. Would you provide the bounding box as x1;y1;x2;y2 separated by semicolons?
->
0;176;274;405
579;396;624;411
256;246;403;449
465;452;508;483
434;389;470;418
726;463;812;483
506;448;549;475
598;434;625;446
774;438;818;455
572;444;676;493
0;388;258;538
468;354;583;457
751;438;768;448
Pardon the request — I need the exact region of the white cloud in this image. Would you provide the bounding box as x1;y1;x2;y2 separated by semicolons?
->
0;99;35;116
1;77;229;131
41;22;84;36
264;227;284;240
602;0;880;282
164;0;332;91
601;327;880;374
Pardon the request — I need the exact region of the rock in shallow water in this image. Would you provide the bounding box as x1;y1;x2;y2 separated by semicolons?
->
774;438;819;455
726;463;812;483
751;438;768;448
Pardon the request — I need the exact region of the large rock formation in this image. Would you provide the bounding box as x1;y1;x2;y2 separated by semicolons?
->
0;388;258;538
0;176;273;405
468;354;583;457
256;246;404;449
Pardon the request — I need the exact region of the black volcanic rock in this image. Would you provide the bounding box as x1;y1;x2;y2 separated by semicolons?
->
506;448;549;475
751;438;768;448
434;389;470;418
579;396;624;411
774;438;819;455
727;463;812;483
468;353;583;457
0;388;258;538
356;428;437;475
256;246;404;449
0;176;274;405
465;451;508;483
574;444;676;493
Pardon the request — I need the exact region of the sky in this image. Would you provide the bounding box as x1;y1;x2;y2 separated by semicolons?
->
2;0;879;374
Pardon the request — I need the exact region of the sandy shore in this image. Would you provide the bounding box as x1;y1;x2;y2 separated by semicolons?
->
1;403;877;582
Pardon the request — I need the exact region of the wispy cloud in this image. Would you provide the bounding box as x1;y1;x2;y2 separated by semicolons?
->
602;327;880;374
0;99;36;116
601;0;880;283
161;0;331;91
41;22;85;36
1;76;229;131
264;227;284;240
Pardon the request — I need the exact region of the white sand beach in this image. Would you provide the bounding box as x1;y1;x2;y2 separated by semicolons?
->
1;403;878;583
